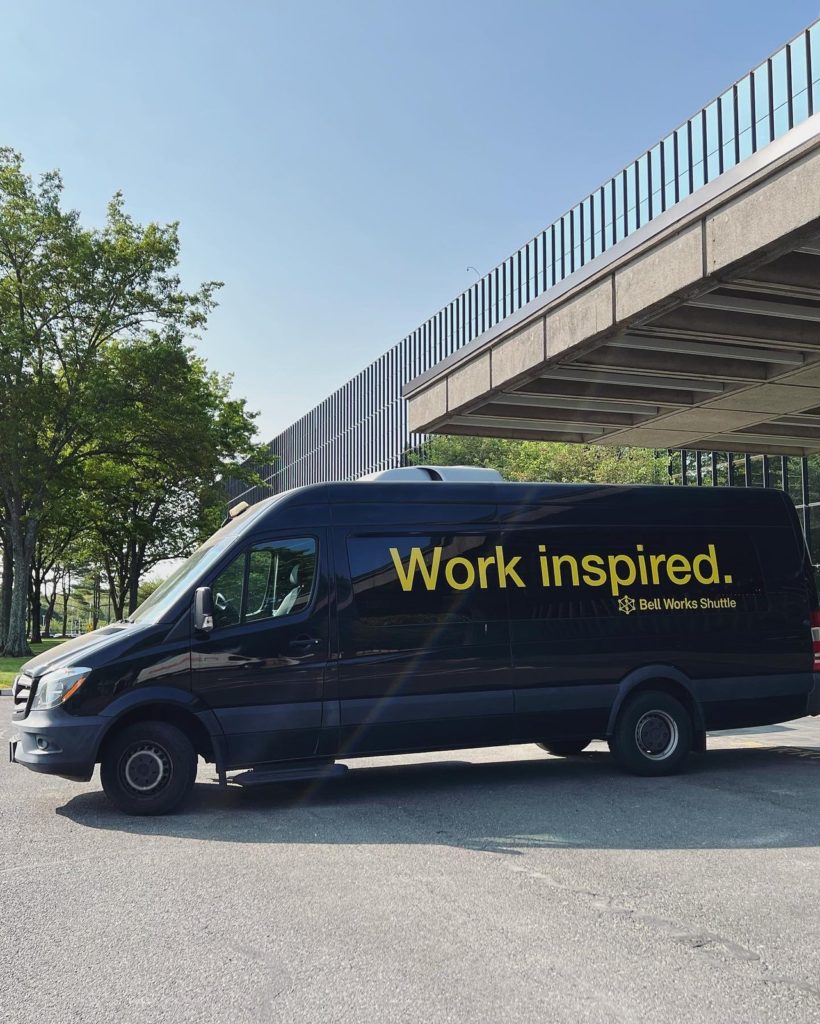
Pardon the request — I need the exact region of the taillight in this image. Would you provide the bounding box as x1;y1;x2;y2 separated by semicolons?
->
811;611;820;670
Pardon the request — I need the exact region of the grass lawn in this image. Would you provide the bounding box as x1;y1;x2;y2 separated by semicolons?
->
0;639;66;688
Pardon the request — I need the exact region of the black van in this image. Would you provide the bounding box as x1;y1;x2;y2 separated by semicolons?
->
10;471;820;814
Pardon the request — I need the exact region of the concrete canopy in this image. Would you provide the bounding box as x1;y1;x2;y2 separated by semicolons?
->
404;116;820;456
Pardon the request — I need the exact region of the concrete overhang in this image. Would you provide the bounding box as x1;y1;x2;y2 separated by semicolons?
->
404;114;820;455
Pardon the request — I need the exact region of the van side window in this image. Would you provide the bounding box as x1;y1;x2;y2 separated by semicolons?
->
347;534;507;626
502;527;763;622
211;554;245;629
211;538;317;629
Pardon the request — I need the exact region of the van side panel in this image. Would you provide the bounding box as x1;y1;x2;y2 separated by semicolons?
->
694;517;814;729
495;490;814;740
333;522;516;755
298;485;813;754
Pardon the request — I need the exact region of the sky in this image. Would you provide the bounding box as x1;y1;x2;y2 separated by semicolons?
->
3;0;819;441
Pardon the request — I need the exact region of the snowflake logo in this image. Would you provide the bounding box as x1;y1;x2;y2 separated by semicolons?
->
618;595;636;615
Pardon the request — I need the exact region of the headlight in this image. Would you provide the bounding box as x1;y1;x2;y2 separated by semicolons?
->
30;667;91;711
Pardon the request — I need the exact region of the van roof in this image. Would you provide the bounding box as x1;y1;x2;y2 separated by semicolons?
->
262;478;791;502
245;479;796;532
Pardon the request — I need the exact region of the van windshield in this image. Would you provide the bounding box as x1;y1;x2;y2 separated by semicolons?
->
127;496;279;625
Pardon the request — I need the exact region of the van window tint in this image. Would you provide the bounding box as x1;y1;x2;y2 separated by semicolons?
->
212;554;245;629
347;534;507;626
211;538;317;629
501;527;764;620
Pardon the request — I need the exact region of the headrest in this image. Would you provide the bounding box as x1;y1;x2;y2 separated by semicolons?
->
289;564;300;586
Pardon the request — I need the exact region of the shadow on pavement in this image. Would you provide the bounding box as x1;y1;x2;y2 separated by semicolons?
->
55;744;820;853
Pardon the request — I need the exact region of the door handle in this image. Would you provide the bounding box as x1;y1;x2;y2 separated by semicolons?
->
289;636;320;653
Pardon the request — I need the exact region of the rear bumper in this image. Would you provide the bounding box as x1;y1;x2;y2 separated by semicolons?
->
9;708;106;782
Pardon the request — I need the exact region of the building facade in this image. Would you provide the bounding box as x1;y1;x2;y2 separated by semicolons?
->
227;21;820;571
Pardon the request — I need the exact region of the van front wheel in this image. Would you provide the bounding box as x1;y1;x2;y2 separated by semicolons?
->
609;691;692;776
101;721;197;815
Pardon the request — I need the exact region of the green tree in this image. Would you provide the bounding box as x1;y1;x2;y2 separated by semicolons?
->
137;578;165;605
0;522;11;648
0;149;218;655
28;494;87;643
82;337;263;618
415;434;670;485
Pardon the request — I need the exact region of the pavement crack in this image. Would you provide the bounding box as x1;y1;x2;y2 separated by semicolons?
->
505;863;760;962
631;915;760;962
763;975;820;998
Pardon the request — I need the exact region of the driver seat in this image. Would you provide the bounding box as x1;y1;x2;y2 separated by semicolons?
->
273;564;302;617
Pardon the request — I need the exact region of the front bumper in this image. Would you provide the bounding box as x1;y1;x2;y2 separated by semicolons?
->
9;707;107;781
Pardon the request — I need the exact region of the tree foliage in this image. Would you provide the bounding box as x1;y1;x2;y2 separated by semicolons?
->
0;148;260;653
415;434;670;485
81;338;264;618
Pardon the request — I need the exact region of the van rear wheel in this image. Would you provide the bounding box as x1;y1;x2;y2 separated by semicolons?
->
609;691;692;776
537;739;591;756
101;721;197;815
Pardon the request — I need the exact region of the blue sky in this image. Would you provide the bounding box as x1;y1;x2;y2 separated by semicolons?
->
3;0;819;440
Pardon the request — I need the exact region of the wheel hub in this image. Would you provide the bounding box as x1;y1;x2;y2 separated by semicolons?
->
635;710;678;760
121;742;172;794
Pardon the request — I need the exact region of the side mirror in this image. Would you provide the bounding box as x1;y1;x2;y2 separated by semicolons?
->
193;587;214;633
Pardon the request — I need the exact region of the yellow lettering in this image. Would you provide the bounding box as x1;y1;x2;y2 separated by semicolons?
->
636;544;649;585
666;554;692;585
649;553;666;584
552;554;580;587
445;556;475;591
607;554;637;596
389;546;441;591
581;554;607;587
495;546;525;588
391;542;726;596
693;544;720;584
476;555;496;589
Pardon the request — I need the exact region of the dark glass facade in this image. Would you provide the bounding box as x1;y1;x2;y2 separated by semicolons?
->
678;450;820;578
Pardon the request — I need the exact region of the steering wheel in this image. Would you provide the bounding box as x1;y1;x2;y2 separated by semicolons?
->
213;591;239;624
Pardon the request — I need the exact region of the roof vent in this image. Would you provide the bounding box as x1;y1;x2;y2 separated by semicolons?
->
358;465;504;482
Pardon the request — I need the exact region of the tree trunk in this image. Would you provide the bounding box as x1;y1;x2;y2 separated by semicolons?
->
59;569;72;636
91;574;100;630
43;578;58;637
29;557;44;645
127;573;141;615
0;537;12;649
29;576;42;645
102;559;127;622
4;515;37;657
127;540;147;615
109;586;126;622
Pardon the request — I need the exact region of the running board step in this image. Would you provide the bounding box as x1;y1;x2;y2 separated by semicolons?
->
226;762;348;788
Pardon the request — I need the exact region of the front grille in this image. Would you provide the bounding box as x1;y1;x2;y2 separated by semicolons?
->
12;674;32;709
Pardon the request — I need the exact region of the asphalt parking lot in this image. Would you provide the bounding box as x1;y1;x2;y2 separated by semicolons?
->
1;710;820;1024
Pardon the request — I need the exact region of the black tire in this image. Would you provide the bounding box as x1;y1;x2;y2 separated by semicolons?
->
100;721;197;815
608;690;693;777
536;739;592;756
